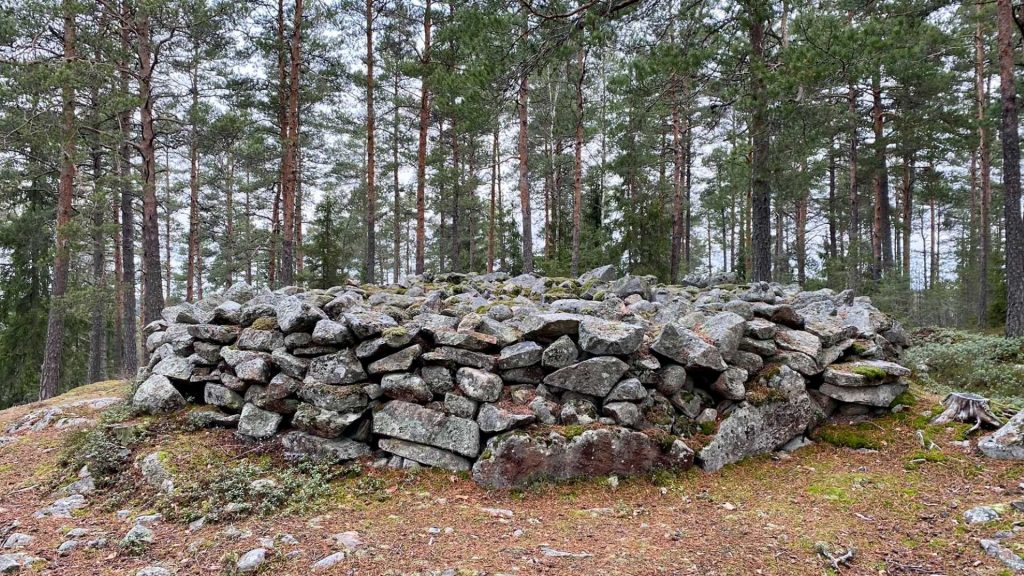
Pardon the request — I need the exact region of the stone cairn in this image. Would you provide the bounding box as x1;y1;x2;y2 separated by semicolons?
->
133;266;911;488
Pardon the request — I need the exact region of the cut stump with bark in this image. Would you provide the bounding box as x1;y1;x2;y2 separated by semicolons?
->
931;392;1002;434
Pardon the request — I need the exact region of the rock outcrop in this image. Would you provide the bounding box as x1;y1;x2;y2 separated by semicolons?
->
133;268;910;488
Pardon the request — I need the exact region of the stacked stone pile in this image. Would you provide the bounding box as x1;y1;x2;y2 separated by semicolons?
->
133;266;910;488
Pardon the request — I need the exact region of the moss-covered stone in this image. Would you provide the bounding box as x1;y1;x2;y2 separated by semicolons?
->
250;316;278;331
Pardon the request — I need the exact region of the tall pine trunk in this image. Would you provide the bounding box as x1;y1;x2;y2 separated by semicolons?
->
281;0;302;286
518;73;533;273
117;0;137;374
488;126;498;273
976;8;992;325
138;5;163;326
570;46;585;277
870;76;892;280
414;0;431;275
847;81;860;290
748;3;771;282
187;70;199;301
40;2;76;400
997;0;1024;336
365;0;377;283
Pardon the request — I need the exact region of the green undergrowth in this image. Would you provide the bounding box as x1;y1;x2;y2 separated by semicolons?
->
814;423;884;450
906;328;1024;404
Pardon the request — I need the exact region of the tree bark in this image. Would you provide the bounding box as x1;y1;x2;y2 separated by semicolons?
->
518;73;533;273
488;126;498;273
40;2;76;400
847;80;860;290
393;71;401;283
748;2;771;282
570;46;585;277
138;4;164;326
414;0;431;276
997;0;1024;336
118;0;137;374
870;76;892;281
365;0;377;283
187;69;199;301
281;0;302;286
670;82;683;283
88;141;106;383
976;7;992;325
900;154;914;279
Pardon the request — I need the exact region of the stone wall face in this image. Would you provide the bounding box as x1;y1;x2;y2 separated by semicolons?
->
133;268;910;488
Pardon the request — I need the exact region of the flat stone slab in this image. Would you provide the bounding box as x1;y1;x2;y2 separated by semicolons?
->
378;438;472;472
372;400;480;458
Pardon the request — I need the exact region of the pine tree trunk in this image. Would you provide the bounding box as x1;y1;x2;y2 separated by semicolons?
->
997;0;1024;336
847;81;860;290
930;196;938;288
748;4;771;282
414;0;430;276
281;0;302;286
870;76;892;281
138;6;164;326
40;3;76;401
365;0;377;283
827;149;836;261
187;71;199;302
225;154;235;285
518;73;533;273
570;46;585;277
270;185;280;286
670;84;683;283
450;117;460;271
88;144;106;384
393;73;401;283
976;8;992;325
901;154;914;279
164;150;172;299
488;127;498;273
117;0;137;373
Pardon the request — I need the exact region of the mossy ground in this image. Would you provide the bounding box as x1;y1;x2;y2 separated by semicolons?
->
0;379;1022;574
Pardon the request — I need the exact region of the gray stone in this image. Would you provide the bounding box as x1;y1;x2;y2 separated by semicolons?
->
378;438;472;472
745;318;777;339
432;329;497;351
560;398;597;425
476;317;522;346
740;337;777;357
501;366;545;384
697;312;747;360
544;357;630;397
281;431;371;462
698;366;813;472
444;393;478;419
818;381;907;407
121;524;153;546
771;351;821;376
297;384;368;413
528;397;558;425
477;403;534;433
519;313;584;342
292;403;362;438
608;275;652;299
224;281;260;304
311;552;347;571
456;367;503;402
655;364;689;396
774;328;822;359
606;378;647;402
542;335;579;369
964;505;1000;524
730;350;764;373
497;341;543;370
421;365;454;395
311;318;353;346
0;553;43;573
578;264;618;284
152;355;192;381
602;402;642;428
421;346;496;371
980;409;1024;460
237;328;285;352
271;348;309;379
472;427;692;489
578;318;644;355
381;373;432;403
276;296;327;333
133;374;186;414
368;345;422;375
711;367;747;401
304;349;367;386
237;548;268;573
204;384;244;412
237;403;283;439
979;538;1024;571
371;400;480;457
1;534;32;550
187;324;239;344
135;568;172;576
652;323;727;371
235;356;271;383
343;310;398;339
187;410;240;429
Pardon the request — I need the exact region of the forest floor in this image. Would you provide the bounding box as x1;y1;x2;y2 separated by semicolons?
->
1;379;1023;576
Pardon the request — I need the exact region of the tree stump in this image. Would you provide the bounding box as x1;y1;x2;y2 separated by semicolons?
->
930;392;1002;433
